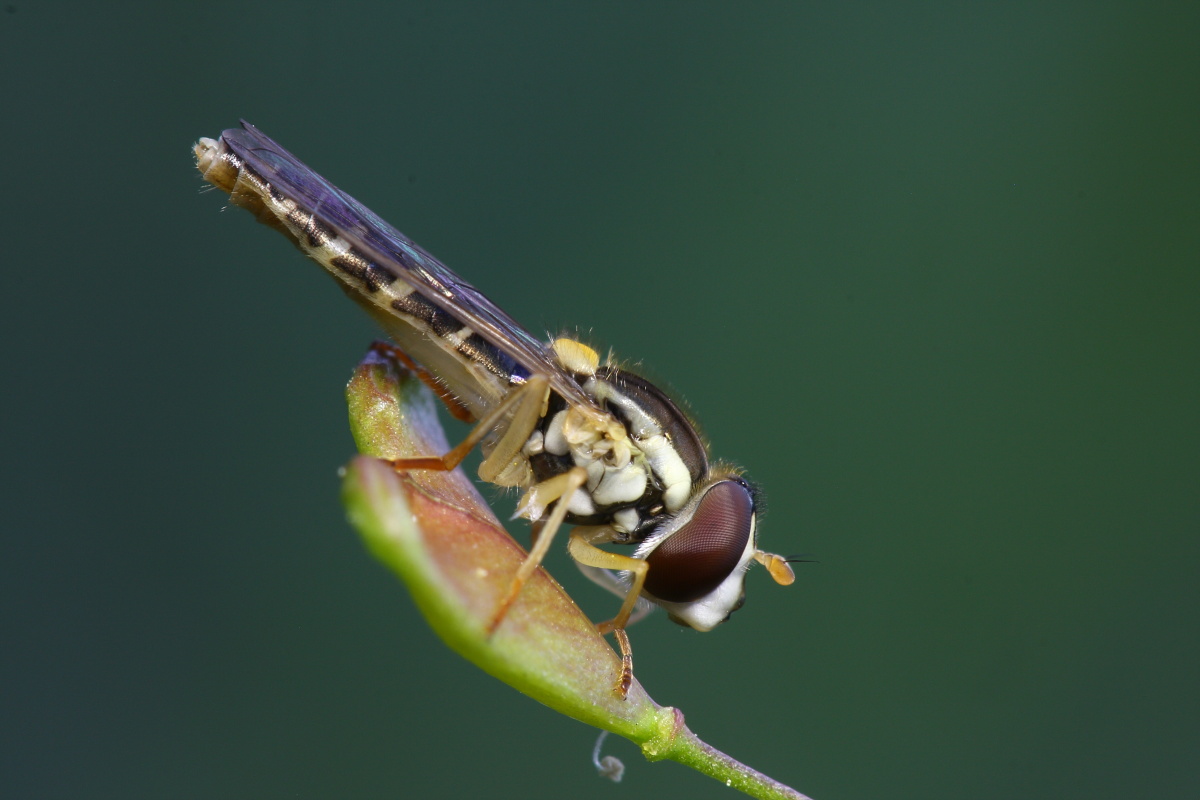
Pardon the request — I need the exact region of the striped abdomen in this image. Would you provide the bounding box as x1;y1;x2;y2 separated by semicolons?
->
195;135;527;420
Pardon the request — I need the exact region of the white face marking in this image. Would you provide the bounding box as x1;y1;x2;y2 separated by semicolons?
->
638;510;758;633
643;514;758;632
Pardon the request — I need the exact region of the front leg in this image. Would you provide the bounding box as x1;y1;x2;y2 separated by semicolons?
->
567;528;653;699
383;373;550;477
485;467;589;635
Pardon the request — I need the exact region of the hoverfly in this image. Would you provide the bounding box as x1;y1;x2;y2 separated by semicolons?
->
195;122;796;697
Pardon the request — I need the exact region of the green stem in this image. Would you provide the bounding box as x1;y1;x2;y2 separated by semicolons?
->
343;348;814;800
664;725;813;800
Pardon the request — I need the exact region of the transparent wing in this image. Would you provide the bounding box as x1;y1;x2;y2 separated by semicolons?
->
216;120;596;412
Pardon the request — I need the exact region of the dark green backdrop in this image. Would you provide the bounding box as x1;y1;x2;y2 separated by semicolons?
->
3;3;1197;798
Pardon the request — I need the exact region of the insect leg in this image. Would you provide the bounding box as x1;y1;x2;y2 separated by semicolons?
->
567;531;651;634
369;341;474;422
567;529;652;698
612;629;633;700
486;466;588;635
573;563;655;627
476;375;551;484
384;374;550;474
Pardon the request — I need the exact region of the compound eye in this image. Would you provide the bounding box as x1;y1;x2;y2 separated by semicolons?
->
643;479;755;603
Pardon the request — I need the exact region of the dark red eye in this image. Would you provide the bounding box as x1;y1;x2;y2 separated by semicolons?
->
643;480;754;603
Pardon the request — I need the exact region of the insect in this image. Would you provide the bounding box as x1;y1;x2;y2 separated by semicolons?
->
195;121;796;697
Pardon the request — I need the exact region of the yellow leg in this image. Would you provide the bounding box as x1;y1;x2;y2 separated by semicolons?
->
567;529;651;698
486;467;589;635
477;375;551;484
613;628;633;699
385;374;549;474
369;341;474;422
568;529;650;634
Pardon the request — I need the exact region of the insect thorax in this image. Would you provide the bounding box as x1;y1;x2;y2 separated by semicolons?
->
526;364;709;538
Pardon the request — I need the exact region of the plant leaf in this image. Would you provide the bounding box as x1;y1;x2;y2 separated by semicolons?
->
341;347;812;799
342;348;667;736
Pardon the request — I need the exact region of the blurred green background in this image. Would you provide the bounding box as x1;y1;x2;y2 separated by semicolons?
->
2;3;1197;798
